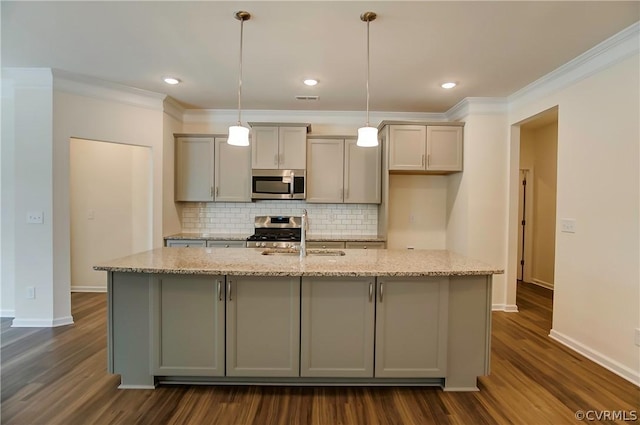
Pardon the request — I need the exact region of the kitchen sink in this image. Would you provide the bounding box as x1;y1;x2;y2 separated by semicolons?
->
261;248;346;256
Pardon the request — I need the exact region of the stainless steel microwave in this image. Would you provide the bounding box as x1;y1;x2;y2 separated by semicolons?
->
251;169;306;200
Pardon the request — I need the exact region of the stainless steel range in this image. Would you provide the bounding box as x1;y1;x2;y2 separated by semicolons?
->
246;216;302;248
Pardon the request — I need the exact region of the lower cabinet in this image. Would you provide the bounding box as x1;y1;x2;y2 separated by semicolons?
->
375;277;448;378
165;239;206;248
300;277;375;377
151;275;225;376
226;276;300;377
344;241;386;249
206;240;246;248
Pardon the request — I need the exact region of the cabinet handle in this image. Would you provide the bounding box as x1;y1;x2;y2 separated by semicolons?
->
227;281;232;301
280;153;284;165
379;282;384;302
215;186;219;197
210;186;214;198
427;153;431;167
274;154;278;165
421;154;425;167
369;282;373;302
344;188;349;199
217;280;222;301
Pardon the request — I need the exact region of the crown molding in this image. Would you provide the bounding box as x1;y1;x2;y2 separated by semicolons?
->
446;97;508;121
163;96;185;121
51;69;167;111
183;109;445;126
508;21;640;110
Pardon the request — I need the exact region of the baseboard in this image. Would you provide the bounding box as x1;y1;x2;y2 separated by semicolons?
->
1;310;16;318
71;286;107;293
549;329;640;387
531;278;554;290
492;304;519;312
11;315;74;328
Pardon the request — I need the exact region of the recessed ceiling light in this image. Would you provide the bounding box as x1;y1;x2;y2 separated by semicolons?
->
163;77;181;85
441;82;457;89
303;79;318;86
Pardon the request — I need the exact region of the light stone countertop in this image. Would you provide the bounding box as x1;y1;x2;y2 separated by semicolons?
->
94;247;503;277
164;233;385;243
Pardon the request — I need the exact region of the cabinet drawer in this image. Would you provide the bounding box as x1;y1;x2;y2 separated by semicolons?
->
207;240;246;248
306;241;346;249
166;240;206;248
345;241;386;250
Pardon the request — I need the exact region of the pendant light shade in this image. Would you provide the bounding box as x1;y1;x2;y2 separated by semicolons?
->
228;11;251;146
357;11;378;148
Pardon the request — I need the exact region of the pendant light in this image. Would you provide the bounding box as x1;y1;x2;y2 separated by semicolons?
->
228;11;251;146
357;11;378;147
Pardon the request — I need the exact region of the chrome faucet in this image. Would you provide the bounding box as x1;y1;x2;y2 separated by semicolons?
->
300;209;308;258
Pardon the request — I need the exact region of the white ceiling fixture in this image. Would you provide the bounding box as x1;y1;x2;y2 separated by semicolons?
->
357;11;378;148
163;77;181;85
303;79;318;86
441;82;457;89
228;11;251;147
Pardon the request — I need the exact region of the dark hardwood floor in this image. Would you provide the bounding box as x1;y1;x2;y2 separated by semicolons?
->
1;282;638;424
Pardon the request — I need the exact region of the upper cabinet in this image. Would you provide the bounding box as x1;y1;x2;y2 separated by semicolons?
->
306;137;381;204
250;124;309;170
388;124;463;173
175;136;251;202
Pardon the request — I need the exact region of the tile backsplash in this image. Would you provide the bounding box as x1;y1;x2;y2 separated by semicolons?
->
181;201;378;236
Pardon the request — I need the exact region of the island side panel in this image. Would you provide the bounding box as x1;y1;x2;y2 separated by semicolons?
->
109;272;155;389
444;275;492;391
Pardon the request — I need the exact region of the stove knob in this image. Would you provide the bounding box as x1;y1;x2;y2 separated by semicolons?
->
272;242;278;247
260;242;266;248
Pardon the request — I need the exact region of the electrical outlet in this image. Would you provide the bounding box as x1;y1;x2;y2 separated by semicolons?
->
26;211;44;224
26;286;35;299
560;218;576;233
635;328;640;347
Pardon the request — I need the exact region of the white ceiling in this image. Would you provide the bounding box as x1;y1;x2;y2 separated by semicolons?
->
2;1;638;113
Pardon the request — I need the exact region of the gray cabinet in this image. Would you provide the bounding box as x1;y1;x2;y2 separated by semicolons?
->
301;277;375;377
166;239;206;248
175;136;250;202
226;276;300;377
251;125;308;170
306;137;381;204
306;241;346;249
388;125;462;172
151;275;225;376
206;240;246;248
375;277;449;378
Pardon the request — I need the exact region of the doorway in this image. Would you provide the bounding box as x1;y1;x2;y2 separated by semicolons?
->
516;107;558;313
69;138;152;292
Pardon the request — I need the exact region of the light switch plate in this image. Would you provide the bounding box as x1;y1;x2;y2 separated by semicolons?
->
27;211;44;224
560;218;576;233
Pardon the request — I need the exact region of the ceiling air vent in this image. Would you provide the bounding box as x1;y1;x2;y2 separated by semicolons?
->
295;95;319;101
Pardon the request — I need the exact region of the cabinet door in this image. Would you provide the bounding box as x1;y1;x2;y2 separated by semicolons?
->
175;137;214;201
306;139;344;203
214;138;251;202
226;276;300;377
206;240;246;248
279;126;307;169
305;241;345;249
152;275;225;376
426;126;463;172
344;139;381;203
301;277;375;377
388;125;426;171
251;126;280;169
375;277;448;378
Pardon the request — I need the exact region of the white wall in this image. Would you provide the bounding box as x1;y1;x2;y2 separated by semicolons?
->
162;100;183;236
70;139;151;291
520;122;557;287
1;76;16;317
446;112;511;310
387;175;448;249
508;54;640;384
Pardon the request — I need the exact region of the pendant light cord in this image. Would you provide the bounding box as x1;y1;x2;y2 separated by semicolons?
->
365;18;370;127
237;17;244;126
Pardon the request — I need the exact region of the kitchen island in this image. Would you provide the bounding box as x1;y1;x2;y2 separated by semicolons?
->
95;248;502;391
